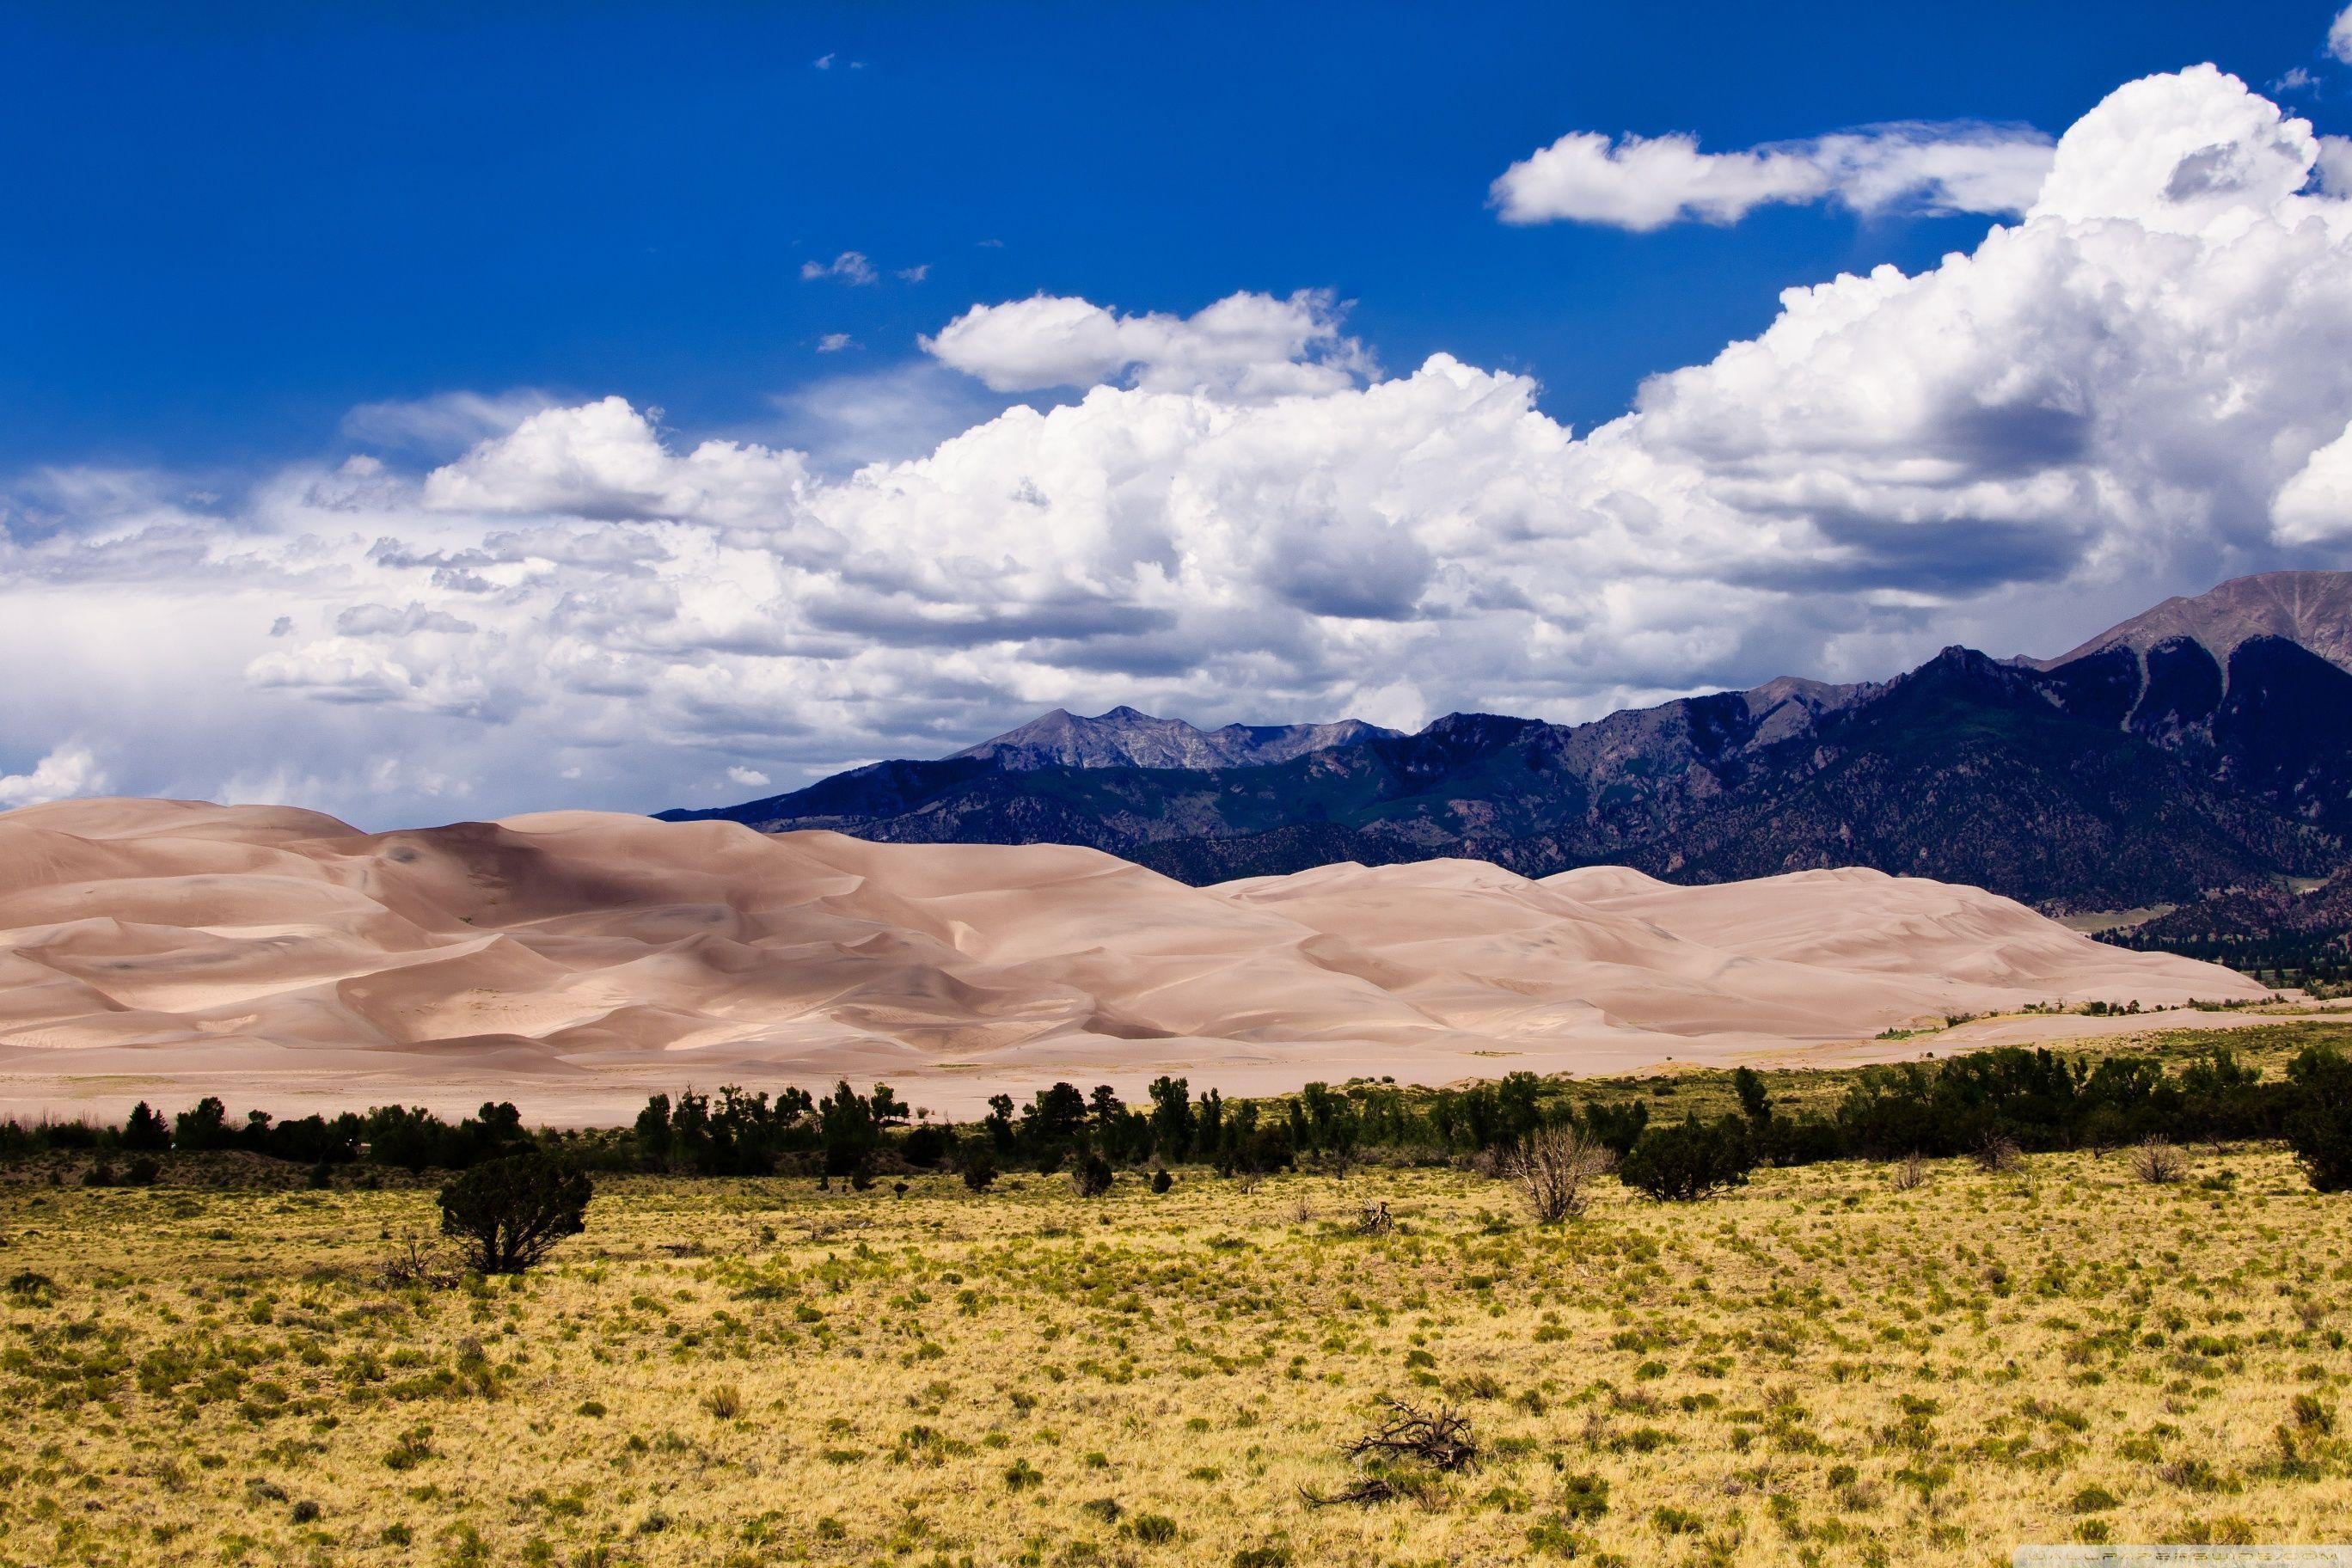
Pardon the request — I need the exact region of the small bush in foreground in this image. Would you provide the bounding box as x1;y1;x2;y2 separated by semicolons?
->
5;1268;56;1303
2131;1137;2189;1185
437;1151;593;1274
1500;1124;1611;1222
1071;1154;1113;1197
1972;1135;2024;1173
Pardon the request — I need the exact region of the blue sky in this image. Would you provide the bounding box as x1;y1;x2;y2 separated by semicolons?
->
7;3;2352;823
4;1;2340;472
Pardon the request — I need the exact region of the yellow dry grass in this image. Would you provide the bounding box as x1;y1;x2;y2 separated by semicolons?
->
3;1146;2349;1568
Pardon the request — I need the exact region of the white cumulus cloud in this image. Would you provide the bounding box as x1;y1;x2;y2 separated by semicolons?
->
920;289;1372;396
2275;420;2352;543
2332;5;2352;65
2321;136;2352;199
420;395;811;523
0;743;109;807
1491;120;2055;230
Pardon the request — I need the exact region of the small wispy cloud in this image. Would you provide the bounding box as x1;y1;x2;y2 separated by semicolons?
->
896;263;930;283
1491;120;2054;231
812;52;835;70
817;333;854;353
800;251;878;285
340;389;557;456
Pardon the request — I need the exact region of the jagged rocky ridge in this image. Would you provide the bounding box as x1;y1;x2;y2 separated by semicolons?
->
952;706;1399;770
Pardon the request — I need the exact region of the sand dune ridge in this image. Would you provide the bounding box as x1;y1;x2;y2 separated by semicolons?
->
0;798;2269;1119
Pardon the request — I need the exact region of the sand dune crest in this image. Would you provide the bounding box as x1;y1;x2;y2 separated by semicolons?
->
0;799;2269;1120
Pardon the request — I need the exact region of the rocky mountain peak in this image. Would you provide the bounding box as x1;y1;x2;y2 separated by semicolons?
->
951;706;1396;772
2033;570;2352;676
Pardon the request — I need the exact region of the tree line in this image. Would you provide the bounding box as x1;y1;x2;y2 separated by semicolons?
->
3;1097;542;1173
7;1042;2352;1198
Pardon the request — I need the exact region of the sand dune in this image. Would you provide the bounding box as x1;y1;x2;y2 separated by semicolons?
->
0;798;2269;1122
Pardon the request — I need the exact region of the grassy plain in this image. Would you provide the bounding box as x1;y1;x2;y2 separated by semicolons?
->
6;1046;2352;1567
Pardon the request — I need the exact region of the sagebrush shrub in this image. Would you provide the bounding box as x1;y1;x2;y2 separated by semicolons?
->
1071;1155;1113;1198
2131;1138;2188;1185
1128;1512;1178;1543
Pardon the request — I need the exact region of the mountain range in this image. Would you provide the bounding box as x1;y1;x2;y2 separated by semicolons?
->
665;572;2352;932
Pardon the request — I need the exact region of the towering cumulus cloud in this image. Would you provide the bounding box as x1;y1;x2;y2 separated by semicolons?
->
3;67;2351;823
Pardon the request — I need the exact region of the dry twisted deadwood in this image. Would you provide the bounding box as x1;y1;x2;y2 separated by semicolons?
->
1302;1397;1478;1506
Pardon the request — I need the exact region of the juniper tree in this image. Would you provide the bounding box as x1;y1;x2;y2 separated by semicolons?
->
438;1150;593;1274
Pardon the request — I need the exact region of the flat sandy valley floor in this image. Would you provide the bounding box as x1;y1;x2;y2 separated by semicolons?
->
7;1047;2352;1568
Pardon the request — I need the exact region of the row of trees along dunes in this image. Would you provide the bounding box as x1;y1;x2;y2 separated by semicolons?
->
9;1032;2352;1202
